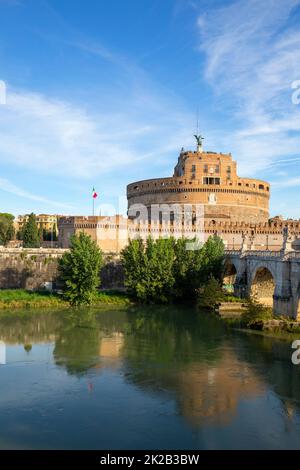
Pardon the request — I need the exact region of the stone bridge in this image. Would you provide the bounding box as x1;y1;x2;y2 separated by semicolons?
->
224;246;300;319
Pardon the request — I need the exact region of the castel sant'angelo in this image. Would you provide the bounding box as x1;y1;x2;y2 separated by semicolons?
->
58;136;300;253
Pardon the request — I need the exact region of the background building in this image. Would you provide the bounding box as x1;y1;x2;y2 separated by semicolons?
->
15;214;59;237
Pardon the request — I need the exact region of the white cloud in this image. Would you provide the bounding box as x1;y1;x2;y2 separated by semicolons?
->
0;85;194;180
198;0;300;176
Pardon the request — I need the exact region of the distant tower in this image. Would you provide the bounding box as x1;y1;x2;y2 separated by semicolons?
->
194;134;204;153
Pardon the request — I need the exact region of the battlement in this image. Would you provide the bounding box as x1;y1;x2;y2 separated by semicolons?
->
58;215;300;253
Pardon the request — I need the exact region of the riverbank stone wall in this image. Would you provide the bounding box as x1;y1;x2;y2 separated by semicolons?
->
0;248;124;291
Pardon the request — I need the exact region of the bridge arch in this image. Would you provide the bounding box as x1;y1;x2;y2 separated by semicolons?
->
250;264;276;307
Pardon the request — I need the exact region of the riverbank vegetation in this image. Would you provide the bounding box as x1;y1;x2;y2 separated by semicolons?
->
240;299;273;329
121;235;225;304
0;289;131;310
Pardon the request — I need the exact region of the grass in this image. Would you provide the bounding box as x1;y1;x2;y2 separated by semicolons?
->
0;289;64;309
94;290;132;306
0;289;132;310
222;293;245;303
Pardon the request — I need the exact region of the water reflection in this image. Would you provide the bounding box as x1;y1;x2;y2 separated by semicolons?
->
0;306;300;448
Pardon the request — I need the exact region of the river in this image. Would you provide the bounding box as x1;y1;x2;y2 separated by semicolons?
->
0;305;300;449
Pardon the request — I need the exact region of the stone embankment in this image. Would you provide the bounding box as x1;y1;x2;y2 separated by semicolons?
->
0;248;124;290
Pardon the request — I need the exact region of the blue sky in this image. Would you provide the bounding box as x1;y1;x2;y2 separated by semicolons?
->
1;0;300;218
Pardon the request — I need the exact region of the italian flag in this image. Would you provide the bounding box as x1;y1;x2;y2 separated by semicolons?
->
92;187;98;199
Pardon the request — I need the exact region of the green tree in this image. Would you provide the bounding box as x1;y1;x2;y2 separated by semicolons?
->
0;213;15;246
21;213;41;248
200;235;225;283
121;235;225;305
173;237;204;301
121;237;175;303
58;232;103;306
173;236;224;302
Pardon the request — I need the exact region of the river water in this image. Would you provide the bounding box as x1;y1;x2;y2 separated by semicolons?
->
0;305;300;449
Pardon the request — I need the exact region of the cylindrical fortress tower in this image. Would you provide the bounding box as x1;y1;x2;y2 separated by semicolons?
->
127;145;270;224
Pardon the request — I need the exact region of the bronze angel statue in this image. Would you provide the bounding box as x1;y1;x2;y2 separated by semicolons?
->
194;134;204;146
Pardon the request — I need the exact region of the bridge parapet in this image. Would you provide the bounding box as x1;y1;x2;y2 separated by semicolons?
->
224;249;300;319
285;251;300;259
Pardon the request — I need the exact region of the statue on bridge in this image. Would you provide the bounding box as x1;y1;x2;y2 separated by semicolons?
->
282;226;295;254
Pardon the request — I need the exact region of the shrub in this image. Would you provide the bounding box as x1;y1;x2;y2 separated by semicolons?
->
241;298;273;330
197;276;225;310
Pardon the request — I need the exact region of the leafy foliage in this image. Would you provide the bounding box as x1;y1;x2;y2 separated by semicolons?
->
0;213;15;246
20;213;41;248
58;232;103;306
197;277;225;310
121;235;225;304
121;237;175;303
241;298;273;330
42;229;58;241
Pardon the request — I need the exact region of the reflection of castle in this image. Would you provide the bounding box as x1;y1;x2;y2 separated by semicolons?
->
58;139;300;252
176;350;263;425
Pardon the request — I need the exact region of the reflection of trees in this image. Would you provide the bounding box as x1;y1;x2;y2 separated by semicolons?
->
122;307;263;424
53;310;100;376
53;308;127;376
1;306;300;426
0;309;66;345
124;306;224;367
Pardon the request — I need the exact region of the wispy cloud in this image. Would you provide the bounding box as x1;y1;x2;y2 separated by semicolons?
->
197;0;300;175
0;177;73;209
0;84;193;180
271;176;300;188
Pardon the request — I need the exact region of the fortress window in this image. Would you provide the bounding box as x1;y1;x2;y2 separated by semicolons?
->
191;164;196;172
133;185;139;190
203;177;220;185
204;164;208;173
215;165;220;173
259;184;264;190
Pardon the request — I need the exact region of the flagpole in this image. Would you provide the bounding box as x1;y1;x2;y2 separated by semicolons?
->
92;187;98;216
